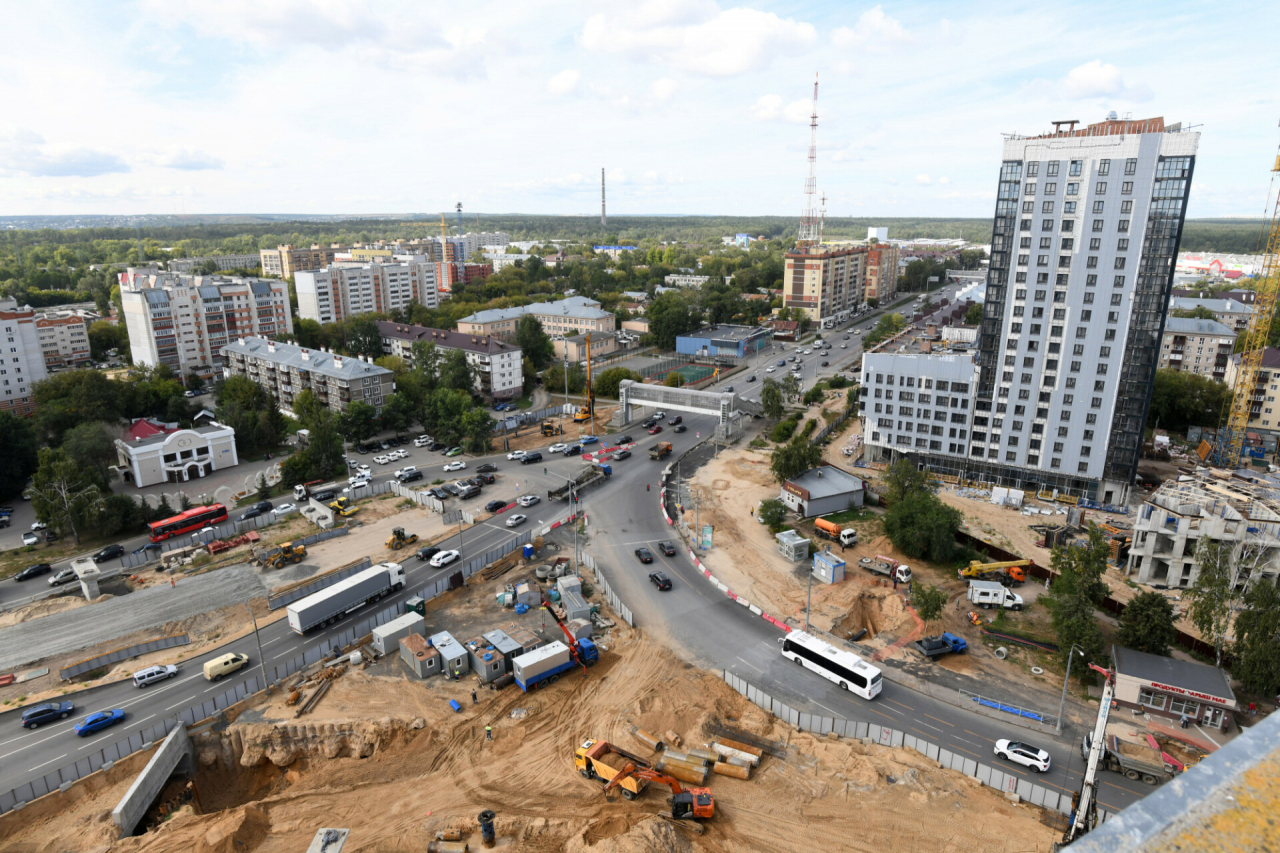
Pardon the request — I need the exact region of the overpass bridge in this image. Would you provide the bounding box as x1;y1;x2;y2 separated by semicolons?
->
615;380;761;430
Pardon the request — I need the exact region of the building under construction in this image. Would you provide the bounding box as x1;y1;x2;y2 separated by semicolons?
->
1125;469;1280;589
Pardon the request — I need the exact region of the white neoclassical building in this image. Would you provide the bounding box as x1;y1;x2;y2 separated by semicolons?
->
115;418;239;488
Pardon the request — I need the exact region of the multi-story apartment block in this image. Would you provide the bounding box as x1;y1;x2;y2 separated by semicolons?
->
35;310;93;372
782;242;900;322
221;337;394;417
376;322;523;401
259;244;351;279
120;272;293;382
0;299;48;416
1224;348;1280;433
168;254;260;273
458;296;615;340
1167;296;1251;333
295;260;440;324
861;115;1199;505
434;261;492;294
1157;317;1235;379
664;274;711;288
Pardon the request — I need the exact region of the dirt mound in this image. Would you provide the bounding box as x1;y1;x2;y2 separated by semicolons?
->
0;593;106;628
567;816;691;853
234;717;412;767
191;805;270;853
831;587;907;640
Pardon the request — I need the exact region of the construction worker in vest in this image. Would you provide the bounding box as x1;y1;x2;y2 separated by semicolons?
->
485;725;492;740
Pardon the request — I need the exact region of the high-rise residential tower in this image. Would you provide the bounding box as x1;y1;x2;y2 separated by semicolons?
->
860;115;1199;504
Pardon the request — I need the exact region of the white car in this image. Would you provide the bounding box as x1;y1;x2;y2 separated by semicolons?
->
373;454;391;465
443;461;467;472
840;343;848;348
348;475;371;488
993;739;1051;773
48;567;78;586
395;466;418;479
548;442;569;453
803;349;812;355
855;329;863;335
356;464;372;476
766;366;776;373
507;450;527;461
389;449;408;460
30;521;46;531
414;435;431;447
21;532;38;546
274;503;297;515
430;549;461;568
518;494;541;507
505;514;527;528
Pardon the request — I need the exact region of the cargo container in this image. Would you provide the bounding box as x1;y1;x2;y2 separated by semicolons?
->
513;638;597;691
287;562;407;634
371;612;426;656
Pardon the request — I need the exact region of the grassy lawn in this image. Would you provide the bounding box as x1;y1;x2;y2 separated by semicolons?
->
513;393;534;410
818;506;876;525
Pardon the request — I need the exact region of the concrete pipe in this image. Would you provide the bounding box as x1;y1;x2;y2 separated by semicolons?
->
714;737;764;759
712;743;761;766
712;761;751;780
994;647;1008;660
654;761;708;786
427;842;469;853
686;748;718;765
632;728;664;751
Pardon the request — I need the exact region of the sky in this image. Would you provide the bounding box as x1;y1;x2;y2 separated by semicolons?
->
1;0;1277;219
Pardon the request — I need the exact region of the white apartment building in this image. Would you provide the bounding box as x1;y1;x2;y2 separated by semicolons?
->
119;272;293;382
0;299;49;417
1157;317;1235;379
294;259;439;324
483;253;535;272
168;254;260;273
664;274;711;288
35;310;93;372
376;322;523;401
861;115;1200;505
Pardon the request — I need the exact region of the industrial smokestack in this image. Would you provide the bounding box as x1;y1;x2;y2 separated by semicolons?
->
601;168;606;227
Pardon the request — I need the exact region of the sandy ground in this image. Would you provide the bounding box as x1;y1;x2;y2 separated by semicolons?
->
1;625;1060;853
494;405;621;454
0;593;107;629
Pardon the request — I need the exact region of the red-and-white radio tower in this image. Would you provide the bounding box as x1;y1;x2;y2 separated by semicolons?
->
796;73;820;251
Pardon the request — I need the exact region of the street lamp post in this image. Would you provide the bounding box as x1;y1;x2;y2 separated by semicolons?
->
1056;644;1086;734
244;600;269;690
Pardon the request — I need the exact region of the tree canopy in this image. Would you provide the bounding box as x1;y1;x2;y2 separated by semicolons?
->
1117;592;1177;656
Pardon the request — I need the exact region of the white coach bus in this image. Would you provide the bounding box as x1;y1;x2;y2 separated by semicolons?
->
779;631;883;700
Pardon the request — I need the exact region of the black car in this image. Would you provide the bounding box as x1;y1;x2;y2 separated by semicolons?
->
416;545;441;562
563;444;582;456
254;500;274;513
725;385;734;392
821;361;829;367
429;442;447;452
464;476;485;489
747;375;757;382
477;463;498;473
15;563;52;581
522;451;543;464
658;541;677;556
635;547;654;564
617;435;634;444
400;470;424;483
133;542;162;556
474;472;496;484
668;415;682;425
673;425;687;433
312;489;336;502
649;571;672;591
21;701;74;729
442;483;462;496
355;445;370;455
428;487;449;500
614;449;632;460
485;499;508;513
93;544;124;563
239;507;263;522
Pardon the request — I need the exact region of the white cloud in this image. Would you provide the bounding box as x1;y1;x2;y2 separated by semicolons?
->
0;131;129;177
651;77;678;101
547;69;580;95
160;150;224;171
581;2;816;76
831;6;913;52
783;99;814;124
938;176;950;185
915;174;932;185
1063;60;1153;102
748;94;783;121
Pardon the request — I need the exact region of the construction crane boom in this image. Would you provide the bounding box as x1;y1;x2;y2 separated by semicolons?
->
1064;663;1117;844
1213;134;1280;468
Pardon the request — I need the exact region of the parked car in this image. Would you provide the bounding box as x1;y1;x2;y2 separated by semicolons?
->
477;463;498;473
15;563;52;581
132;665;179;687
93;544;124;563
390;449;408;460
614;450;632;460
428;487;449;501
485;499;508;513
445;447;464;457
429;442;447;452
374;454;391;465
48;567;78;586
649;571;672;591
443;460;467;472
21;531;38;546
518;494;541;507
21;701;74;728
635;547;655;564
378;441;391;451
442;483;462;496
474;472;496;484
994;739;1051;773
505;514;527;528
430;549;461;568
416;545;441;562
507;450;527;461
658;541;677;556
414;435;432;447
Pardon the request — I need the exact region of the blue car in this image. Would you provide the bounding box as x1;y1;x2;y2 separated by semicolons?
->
133;543;161;556
75;709;125;736
580;435;599;445
776;360;786;367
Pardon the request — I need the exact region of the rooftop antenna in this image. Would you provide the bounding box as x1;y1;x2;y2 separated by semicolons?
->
601;168;607;227
796;73;820;252
819;192;827;245
455;202;463;235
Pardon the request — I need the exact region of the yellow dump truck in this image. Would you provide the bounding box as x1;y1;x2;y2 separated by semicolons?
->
574;739;652;799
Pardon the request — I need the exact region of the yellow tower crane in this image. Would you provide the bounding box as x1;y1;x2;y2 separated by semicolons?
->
1211;131;1280;469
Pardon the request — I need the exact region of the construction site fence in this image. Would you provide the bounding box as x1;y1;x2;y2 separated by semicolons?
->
580;553;634;627
493;404;576;433
812;402;858;445
267;557;374;611
59;634;191;682
719;671;1110;822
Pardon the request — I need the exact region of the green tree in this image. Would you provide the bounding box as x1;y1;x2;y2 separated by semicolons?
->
770;434;823;483
1146;369;1232;432
343;315;384;360
61;422;119;490
87;319;127;360
648;292;699;349
29;448;105;545
758;498;788;532
760;378;784;420
664;371;686;388
440;348;476;393
515;315;555;369
461;406;495;454
0;411;39;501
380;392;415;436
337;401;379;445
33;370;122;445
963;302;984;325
255;472;270;502
914;584;949;631
593;367;642;399
883;491;963;563
863;313;905;348
1187;536;1262;666
1042;524;1112;672
410;341;442;391
1117;592;1177;656
374;355;409;377
293;318;323;350
1232;581;1280;696
1171;305;1218;321
882;459;931;504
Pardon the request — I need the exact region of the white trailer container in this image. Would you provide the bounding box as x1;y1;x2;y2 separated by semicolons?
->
512;640;572;690
370;611;426;656
287;562;407;634
966;579;1024;611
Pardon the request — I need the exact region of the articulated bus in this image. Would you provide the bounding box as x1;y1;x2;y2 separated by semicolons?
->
147;503;229;543
779;630;883;700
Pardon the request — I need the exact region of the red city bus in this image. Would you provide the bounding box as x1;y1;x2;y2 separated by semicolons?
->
147;503;229;543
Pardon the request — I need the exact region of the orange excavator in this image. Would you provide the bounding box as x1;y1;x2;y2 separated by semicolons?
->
602;761;715;831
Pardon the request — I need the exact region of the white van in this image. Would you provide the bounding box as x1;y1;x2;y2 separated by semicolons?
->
967;580;1024;611
203;652;249;681
132;664;178;687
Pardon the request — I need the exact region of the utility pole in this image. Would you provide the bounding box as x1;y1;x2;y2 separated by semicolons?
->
244;600;268;690
805;561;813;631
1057;644;1085;734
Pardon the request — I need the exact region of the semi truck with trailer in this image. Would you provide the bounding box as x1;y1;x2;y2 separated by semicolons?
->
548;463;612;501
286;562;407;634
966;579;1024;610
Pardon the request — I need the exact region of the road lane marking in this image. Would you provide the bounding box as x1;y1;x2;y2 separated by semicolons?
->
815;701;840;716
0;728;76;759
923;713;954;728
165;699;191;710
916;720;945;733
735;657;763;674
885;698;913;712
28;753;66;773
261;635;285;647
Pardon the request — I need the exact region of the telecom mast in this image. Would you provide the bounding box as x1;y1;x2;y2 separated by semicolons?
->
796;74;820;252
601;168;607;227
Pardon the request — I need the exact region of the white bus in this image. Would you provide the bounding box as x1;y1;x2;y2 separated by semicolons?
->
779;631;883;700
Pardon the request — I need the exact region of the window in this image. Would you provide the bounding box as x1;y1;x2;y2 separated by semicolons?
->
1097;363;1109;374
1061;238;1074;251
1058;255;1071;268
1027;162;1039;177
1045;182;1057;195
1022;201;1035;213
1071;360;1082;371
1124;158;1137;176
1069;160;1082;177
1118;238;1129;251
1095;181;1107;195
1042;201;1055;213
1118;219;1129;232
1086;274;1097;287
1114;257;1126;269
1092;220;1104;233
1041;220;1053;232
1087;256;1098;268
1039;236;1052;249
1016;271;1027;283
1025;182;1037;196
1084;429;1094;440
1122;181;1133;195
1066;182;1079;196
1018;254;1029;266
1138;688;1167;711
1083;292;1095;305
1121;200;1133;214
1038;254;1049;266
1093;200;1105;214
1035;290;1046;302
1020;237;1032;249
1047;161;1059;177
1050;457;1061;469
1114;275;1126;288
1098;159;1110;176
1021;218;1031;231
1061;216;1075;230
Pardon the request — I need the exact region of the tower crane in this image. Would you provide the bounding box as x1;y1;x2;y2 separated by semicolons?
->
1062;663;1117;846
1209;129;1280;468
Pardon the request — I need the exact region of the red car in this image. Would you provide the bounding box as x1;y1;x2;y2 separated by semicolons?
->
648;424;664;434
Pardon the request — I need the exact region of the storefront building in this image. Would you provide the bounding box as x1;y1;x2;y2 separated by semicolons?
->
1112;646;1237;731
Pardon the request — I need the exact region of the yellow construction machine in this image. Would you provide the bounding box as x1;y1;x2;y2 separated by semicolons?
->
573;333;595;424
960;559;1030;586
541;421;563;437
386;527;419;550
263;542;307;569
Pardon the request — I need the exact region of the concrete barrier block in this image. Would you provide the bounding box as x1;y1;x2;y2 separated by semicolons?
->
749;605;762;615
59;781;75;793
101;760;114;771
